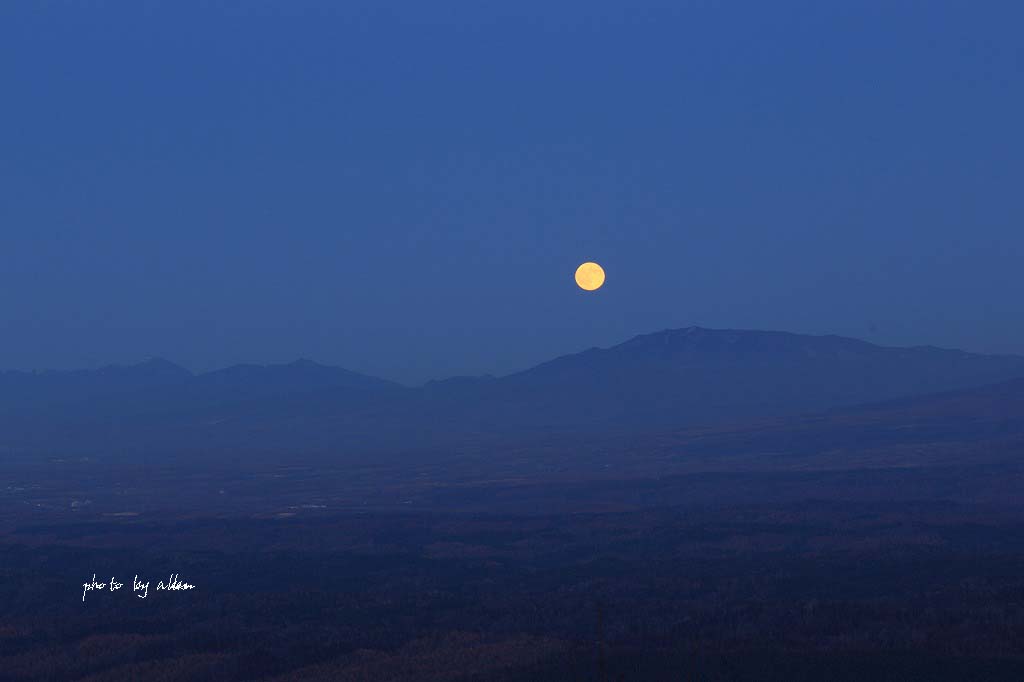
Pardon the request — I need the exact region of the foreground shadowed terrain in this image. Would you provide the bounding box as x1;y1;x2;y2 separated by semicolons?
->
4;503;1024;681
4;330;1024;680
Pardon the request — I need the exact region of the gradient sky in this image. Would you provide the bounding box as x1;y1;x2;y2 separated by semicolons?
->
2;1;1022;384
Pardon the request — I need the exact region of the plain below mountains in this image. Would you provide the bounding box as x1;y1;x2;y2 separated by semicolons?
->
3;327;1024;458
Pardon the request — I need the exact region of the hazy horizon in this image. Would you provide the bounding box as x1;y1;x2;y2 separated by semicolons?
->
7;322;1024;388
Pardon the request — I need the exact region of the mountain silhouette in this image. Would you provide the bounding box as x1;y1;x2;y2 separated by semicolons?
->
0;357;397;411
193;358;399;397
3;327;1024;457
467;326;1024;429
0;358;193;409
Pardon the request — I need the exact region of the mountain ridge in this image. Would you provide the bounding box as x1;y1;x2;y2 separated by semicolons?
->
3;326;1024;458
3;326;1017;388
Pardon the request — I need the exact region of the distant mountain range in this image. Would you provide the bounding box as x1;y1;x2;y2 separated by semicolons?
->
0;357;396;411
3;327;1024;458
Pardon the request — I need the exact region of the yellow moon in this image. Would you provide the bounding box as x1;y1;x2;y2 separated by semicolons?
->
574;262;606;291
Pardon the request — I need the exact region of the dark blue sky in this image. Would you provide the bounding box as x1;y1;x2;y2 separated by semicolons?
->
2;1;1022;384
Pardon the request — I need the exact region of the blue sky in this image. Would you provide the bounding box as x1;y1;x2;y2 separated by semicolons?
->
2;1;1022;383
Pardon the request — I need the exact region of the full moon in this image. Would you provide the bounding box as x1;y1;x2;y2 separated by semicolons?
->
574;262;606;291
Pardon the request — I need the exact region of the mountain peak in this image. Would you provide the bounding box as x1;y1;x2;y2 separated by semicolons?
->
501;326;1024;430
615;326;880;356
137;357;192;375
196;359;399;392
